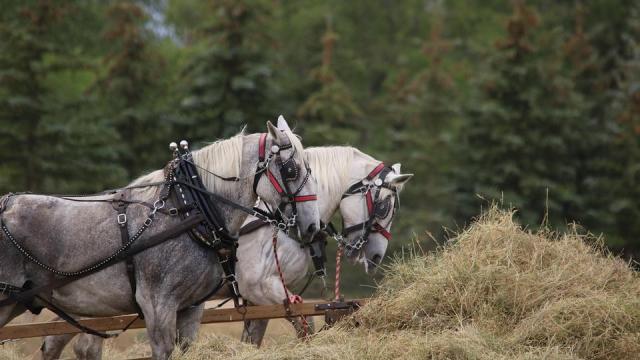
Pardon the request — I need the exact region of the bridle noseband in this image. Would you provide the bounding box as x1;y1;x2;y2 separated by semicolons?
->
253;133;317;232
338;163;398;257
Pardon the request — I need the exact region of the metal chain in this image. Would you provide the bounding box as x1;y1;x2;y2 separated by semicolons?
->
2;217;151;277
1;174;172;278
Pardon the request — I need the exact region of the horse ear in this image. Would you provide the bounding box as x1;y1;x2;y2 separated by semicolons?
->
387;173;413;189
391;163;401;173
267;120;286;144
277;115;292;132
267;120;279;138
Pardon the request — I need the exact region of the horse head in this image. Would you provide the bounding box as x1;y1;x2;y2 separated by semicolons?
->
254;116;320;242
339;163;412;273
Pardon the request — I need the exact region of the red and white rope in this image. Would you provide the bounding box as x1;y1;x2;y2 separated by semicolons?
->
335;243;343;301
271;228;309;337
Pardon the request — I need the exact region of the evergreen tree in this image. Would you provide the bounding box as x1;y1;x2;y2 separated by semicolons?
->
562;1;640;252
383;16;460;237
454;1;587;228
606;7;640;256
0;0;122;193
180;0;275;141
93;1;170;178
297;17;362;145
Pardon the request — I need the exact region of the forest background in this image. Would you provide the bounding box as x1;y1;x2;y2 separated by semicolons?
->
1;0;639;296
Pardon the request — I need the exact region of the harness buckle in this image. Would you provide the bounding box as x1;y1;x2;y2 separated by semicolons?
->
153;199;165;210
117;214;127;225
144;217;153;227
169;208;178;216
0;282;20;295
226;275;240;296
212;229;221;244
286;214;297;229
333;233;346;246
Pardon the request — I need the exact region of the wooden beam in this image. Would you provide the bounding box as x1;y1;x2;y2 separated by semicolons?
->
0;314;145;340
200;302;322;324
0;300;365;340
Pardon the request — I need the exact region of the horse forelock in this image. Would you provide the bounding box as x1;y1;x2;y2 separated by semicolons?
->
305;146;383;203
282;130;304;156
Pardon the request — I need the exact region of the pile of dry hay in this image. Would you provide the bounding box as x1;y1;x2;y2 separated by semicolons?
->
174;209;640;360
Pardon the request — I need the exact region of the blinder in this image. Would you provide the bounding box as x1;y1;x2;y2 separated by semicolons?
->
374;195;393;220
280;157;300;182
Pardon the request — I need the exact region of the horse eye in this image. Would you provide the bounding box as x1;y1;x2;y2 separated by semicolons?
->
282;162;299;181
374;196;392;219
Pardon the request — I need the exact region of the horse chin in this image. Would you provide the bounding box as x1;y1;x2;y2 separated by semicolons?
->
346;249;364;266
355;254;374;274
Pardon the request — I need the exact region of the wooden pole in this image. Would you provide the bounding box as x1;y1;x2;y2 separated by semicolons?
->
0;300;364;340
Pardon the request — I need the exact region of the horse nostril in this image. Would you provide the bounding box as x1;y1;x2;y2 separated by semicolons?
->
307;223;317;234
372;254;382;265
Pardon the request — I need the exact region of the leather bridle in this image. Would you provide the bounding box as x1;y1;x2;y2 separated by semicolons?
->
337;163;398;257
239;162;399;284
253;133;317;232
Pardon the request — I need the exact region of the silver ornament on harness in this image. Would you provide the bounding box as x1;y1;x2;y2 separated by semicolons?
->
180;140;189;150
169;142;178;151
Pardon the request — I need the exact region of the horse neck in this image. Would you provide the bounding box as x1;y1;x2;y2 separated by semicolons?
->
308;147;381;223
191;133;260;235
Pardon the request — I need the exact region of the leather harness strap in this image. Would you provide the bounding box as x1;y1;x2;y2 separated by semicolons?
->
339;163;398;256
239;218;269;236
267;170;285;194
366;163;386;180
113;190;143;318
0;214;205;310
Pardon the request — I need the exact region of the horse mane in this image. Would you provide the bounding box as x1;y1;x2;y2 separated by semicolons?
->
305;146;378;201
283;130;305;158
191;131;245;193
129;131;246;200
129;128;305;201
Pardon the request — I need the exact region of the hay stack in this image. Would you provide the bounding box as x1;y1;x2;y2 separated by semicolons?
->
175;209;640;359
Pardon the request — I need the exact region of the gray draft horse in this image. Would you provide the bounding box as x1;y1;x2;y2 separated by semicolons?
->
40;146;412;357
0;118;320;360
